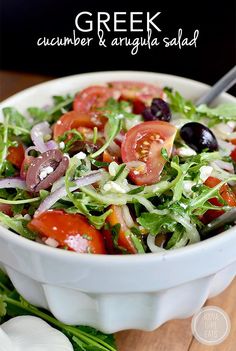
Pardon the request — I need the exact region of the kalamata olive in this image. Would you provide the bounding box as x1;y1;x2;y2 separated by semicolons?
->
180;122;218;153
142;98;171;122
26;149;69;192
68;140;99;156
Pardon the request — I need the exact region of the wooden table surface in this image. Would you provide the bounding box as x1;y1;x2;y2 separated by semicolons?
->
0;70;235;351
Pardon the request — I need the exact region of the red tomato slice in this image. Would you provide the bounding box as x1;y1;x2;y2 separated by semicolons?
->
73;86;119;112
202;176;236;223
53;110;106;139
109;81;163;105
121;121;177;185
231;148;236;162
0;204;13;216
132;99;146;114
7;143;25;169
230;139;236;145
28;210;106;254
105;205;137;254
102;150;119;163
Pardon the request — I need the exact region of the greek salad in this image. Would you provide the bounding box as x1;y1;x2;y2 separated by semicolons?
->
0;81;236;254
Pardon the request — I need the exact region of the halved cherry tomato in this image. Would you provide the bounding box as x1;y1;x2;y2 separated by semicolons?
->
109;81;163;106
104;205;137;254
28;210;106;254
53;111;106;139
20;156;34;179
0;204;13;216
231;148;236;162
73;86;119;112
7;143;25;169
121;121;177;185
132;99;146;114
102;150;119;163
202;176;236;223
230;139;236;145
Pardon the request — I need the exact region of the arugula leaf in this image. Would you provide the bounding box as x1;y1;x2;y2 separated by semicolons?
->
103;98;137;120
28;94;73;124
91;98;138;159
165;224;185;249
27;107;49;122
197;103;236;126
138;212;177;235
0;111;10;175
161;148;169;161
50;95;73;120
57;129;83;151
0;212;36;240
164;87;196;119
91;119;121;159
0;296;7;317
2;107;31;134
88;209;113;230
164;87;236;127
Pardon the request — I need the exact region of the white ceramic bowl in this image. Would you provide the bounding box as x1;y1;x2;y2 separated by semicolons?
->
0;71;236;333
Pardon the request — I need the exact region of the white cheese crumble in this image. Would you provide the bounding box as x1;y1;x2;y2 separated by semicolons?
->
74;151;86;160
108;162;119;177
103;181;127;193
176;146;197;157
59;141;65;149
183;180;195;194
39;166;54;180
23;214;31;221
199;166;213;182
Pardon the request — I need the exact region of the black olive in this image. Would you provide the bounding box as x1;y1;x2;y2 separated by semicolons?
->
26;149;69;192
180;122;218;153
142;98;171;122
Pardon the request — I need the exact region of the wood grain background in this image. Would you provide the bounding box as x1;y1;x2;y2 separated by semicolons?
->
0;71;235;351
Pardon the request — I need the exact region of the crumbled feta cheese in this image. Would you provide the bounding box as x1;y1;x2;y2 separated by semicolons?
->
39;166;54;180
23;214;31;221
74;152;86;160
45;237;59;248
183;180;195;194
108;162;119;177
59;141;65;149
199;166;213;182
103;181;127;193
176;146;197;157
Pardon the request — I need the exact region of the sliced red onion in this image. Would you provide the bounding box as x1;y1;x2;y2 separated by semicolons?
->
0;178;27;190
147;234;166;253
31;122;52;153
25;146;39;157
46;140;59;150
213;160;234;173
35;171;103;217
122;205;134;228
218;139;235;156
